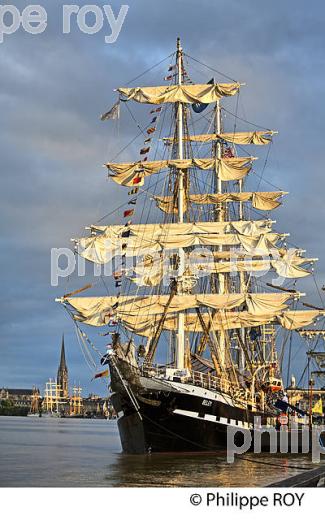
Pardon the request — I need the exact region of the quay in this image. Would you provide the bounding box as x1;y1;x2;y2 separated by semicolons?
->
268;466;325;487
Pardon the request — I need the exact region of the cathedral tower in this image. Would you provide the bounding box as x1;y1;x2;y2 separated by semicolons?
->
57;335;69;398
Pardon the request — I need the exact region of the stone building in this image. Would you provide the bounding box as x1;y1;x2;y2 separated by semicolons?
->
0;388;38;407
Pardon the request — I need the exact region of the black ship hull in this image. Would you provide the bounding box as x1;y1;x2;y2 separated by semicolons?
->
109;354;275;454
112;394;244;453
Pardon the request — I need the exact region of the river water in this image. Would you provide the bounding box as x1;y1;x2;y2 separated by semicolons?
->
0;416;317;487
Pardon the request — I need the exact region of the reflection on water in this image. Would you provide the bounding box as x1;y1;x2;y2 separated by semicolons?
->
0;416;317;487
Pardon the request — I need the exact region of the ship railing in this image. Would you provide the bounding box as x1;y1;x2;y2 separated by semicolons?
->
141;363;166;377
190;371;231;394
140;364;232;394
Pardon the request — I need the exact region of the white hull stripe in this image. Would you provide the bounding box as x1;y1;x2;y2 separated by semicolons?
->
140;376;236;407
173;408;251;430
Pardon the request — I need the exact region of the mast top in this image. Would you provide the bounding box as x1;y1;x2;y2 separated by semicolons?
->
177;37;182;52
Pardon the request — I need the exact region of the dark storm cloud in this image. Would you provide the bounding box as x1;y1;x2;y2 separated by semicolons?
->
1;0;325;391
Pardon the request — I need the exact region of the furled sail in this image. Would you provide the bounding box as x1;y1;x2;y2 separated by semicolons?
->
64;293;297;327
117;83;241;104
90;220;273;236
77;221;282;264
78;233;283;264
129;253;312;287
155;191;287;213
106;157;257;186
114;310;325;336
164;130;276;145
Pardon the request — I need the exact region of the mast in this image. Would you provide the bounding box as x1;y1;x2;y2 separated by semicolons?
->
215;100;226;366
238;163;246;371
176;36;185;370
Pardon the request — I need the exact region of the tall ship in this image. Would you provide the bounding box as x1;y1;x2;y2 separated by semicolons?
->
57;39;325;453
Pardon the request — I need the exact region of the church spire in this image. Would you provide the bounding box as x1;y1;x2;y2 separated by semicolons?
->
57;334;68;398
59;334;67;369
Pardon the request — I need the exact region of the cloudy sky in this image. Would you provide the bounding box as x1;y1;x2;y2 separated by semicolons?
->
1;0;325;394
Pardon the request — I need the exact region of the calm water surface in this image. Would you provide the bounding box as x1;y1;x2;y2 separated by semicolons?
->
0;416;317;487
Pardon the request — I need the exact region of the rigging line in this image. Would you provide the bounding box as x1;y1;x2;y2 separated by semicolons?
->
126;77;190;347
109;128;144;162
95;173;167;223
296;325;325;387
100;274;110;296
124;102;153;140
231;88;240;142
124;102;166;161
183;52;237;82
115;109;172;337
125;52;174;86
286;327;293;388
256;141;272;191
312;272;325;307
251;169;284;192
222;106;273;131
64;305;103;359
74;324;96;371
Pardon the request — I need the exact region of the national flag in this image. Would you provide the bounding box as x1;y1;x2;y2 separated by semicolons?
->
128;187;139;195
150;117;157;124
192;78;214;113
140;147;150;155
147;127;156;135
123;209;134;218
312;398;323;415
132;176;142;185
128;198;137;205
100;353;110;366
93;369;109;379
100;100;120;121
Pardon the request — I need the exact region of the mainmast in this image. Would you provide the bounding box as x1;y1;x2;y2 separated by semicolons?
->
176;37;185;370
215;100;226;366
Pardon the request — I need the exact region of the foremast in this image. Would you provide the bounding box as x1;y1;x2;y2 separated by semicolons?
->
176;37;186;370
214;99;226;368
